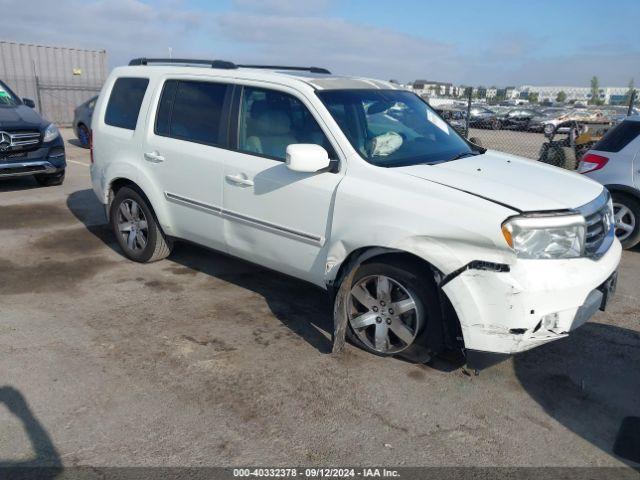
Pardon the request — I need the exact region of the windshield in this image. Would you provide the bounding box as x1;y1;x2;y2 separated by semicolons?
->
317;89;475;167
0;81;20;107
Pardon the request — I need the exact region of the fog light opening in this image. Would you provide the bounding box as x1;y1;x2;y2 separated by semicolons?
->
509;328;527;335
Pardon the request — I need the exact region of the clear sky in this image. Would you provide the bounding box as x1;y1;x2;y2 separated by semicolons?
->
3;0;639;86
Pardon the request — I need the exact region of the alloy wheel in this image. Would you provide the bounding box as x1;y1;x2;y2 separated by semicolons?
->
116;199;149;252
348;275;421;354
613;202;636;242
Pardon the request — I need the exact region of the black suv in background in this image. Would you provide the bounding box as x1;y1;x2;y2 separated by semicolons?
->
0;79;65;186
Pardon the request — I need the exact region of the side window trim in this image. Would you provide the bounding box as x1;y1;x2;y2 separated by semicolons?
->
152;78;234;149
154;79;178;137
227;84;242;151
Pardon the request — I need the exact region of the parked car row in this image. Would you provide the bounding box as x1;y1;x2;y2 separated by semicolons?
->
435;103;638;134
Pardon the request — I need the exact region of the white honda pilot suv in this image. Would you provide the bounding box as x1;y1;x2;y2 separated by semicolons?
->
90;58;621;367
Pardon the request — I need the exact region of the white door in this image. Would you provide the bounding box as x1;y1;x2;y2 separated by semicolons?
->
223;85;343;284
142;78;232;251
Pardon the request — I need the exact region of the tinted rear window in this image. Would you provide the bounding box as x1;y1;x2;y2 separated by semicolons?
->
105;78;149;130
155;80;229;146
594;121;640;153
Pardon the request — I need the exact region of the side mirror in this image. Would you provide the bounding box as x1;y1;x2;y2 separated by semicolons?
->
23;98;36;108
286;144;330;173
469;137;483;147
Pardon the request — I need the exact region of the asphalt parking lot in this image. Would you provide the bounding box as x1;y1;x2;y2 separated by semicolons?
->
0;129;639;469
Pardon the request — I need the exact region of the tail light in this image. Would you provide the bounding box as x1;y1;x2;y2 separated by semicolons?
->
578;153;609;174
89;129;94;164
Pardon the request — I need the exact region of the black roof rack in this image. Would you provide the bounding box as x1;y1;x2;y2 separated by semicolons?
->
237;64;331;75
128;58;331;74
129;58;237;69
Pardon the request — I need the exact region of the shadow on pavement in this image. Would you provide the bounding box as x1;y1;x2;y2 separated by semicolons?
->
66;138;87;149
514;322;640;466
0;177;41;193
66;189;334;354
0;386;62;478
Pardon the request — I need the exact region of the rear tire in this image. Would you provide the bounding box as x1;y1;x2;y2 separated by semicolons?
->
338;260;441;362
611;192;640;249
540;144;576;170
110;187;172;263
35;169;65;186
77;124;90;148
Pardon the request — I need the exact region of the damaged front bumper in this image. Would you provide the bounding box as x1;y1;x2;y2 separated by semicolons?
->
441;239;622;355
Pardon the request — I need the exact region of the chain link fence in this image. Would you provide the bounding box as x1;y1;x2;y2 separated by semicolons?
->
431;87;639;168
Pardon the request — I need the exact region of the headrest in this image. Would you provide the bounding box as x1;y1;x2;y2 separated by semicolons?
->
250;108;292;136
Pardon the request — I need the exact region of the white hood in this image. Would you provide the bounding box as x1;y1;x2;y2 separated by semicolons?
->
394;150;604;212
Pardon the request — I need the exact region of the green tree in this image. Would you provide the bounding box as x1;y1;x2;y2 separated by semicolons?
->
528;92;539;104
625;78;635;104
556;91;567;103
589;76;602;105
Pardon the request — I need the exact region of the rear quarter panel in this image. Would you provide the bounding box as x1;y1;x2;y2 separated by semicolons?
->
91;70;170;227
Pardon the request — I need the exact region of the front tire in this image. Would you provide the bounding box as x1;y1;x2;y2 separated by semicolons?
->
338;261;441;362
110;187;172;263
612;192;640;249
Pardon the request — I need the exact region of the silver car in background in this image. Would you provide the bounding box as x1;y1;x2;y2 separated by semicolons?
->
72;95;97;148
579;116;640;248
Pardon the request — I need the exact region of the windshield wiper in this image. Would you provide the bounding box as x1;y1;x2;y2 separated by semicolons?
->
449;151;481;161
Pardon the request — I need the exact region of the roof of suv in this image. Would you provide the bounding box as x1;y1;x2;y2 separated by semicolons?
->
116;61;404;92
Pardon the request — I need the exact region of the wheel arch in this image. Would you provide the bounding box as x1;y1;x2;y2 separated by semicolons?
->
605;184;640;201
106;177;168;231
326;245;464;356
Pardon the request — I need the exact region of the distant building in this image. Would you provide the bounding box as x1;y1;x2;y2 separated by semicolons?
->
412;79;455;97
520;85;628;104
504;86;519;99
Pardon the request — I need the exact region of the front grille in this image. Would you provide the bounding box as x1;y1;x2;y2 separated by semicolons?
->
0;130;41;153
0;151;28;162
585;211;606;255
578;190;614;258
0;165;47;175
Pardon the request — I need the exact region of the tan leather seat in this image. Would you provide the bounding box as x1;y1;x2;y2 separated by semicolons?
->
244;102;297;158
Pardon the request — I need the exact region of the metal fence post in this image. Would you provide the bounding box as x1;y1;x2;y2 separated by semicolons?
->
465;88;472;138
32;60;43;113
628;90;636;116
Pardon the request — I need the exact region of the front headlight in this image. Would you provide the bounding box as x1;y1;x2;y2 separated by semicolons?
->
502;214;586;259
43;123;60;143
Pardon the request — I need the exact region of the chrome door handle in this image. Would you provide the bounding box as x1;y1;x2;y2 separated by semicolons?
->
144;151;165;163
225;174;254;187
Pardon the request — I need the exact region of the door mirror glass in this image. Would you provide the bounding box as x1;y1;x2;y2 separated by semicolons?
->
23;98;36;108
286;144;330;173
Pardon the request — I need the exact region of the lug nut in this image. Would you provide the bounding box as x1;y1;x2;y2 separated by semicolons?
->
380;301;386;307
372;306;378;312
386;318;392;325
376;317;382;323
388;308;394;314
